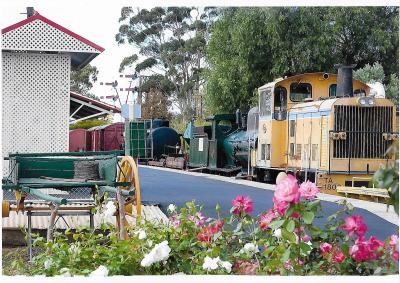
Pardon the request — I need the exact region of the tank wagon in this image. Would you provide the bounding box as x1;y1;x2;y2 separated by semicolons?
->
187;65;398;199
124;118;181;163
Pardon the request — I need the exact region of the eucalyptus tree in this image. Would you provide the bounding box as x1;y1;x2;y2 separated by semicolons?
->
70;64;99;100
116;7;219;121
205;6;398;114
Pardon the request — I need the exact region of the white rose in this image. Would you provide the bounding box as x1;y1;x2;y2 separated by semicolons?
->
167;204;177;214
141;240;171;267
202;256;220;271
68;244;80;256
243;243;259;255
44;258;52;270
219;261;232;273
104;201;117;217
89;265;109;277
147;239;153;247
273;228;282;238
59;267;71;277
138;230;147;240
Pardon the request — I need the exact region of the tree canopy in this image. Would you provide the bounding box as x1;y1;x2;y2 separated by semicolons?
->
116;7;219;121
205;7;399;113
70;64;99;100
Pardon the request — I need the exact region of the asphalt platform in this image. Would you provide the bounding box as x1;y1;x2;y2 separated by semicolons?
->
139;166;398;240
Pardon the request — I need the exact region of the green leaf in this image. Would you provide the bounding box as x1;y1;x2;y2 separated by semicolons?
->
281;247;291;262
309;226;321;237
302;211;315;224
300;242;312;254
281;228;297;243
269;219;285;230
284;205;295;217
307;199;320;208
286;220;295;232
72;234;80;241
213;231;222;241
341;243;349;257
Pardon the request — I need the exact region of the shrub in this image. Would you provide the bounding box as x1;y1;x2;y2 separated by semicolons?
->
19;177;399;276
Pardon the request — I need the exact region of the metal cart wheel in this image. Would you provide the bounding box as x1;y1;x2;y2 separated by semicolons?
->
115;156;141;238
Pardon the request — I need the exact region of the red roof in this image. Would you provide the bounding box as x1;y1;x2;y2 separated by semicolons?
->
2;12;104;52
70;91;120;113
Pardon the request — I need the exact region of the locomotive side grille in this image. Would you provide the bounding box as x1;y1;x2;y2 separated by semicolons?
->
333;105;393;158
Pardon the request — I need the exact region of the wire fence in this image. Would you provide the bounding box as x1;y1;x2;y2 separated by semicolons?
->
2;187;117;203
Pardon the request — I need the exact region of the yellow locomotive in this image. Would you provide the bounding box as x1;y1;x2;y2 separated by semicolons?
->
254;65;397;199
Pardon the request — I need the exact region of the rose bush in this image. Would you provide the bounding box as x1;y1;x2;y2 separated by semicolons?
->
14;176;399;276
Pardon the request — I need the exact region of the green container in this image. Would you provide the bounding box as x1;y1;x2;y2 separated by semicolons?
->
125;120;151;159
188;136;209;167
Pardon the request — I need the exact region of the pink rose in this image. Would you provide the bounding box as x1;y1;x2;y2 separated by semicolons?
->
273;197;289;215
393;250;399;261
258;209;277;230
290;212;300;219
283;260;293;271
320;242;332;254
169;215;181;228
350;241;373;262
389;234;398;247
341;215;367;238
332;250;346;263
367;236;385;252
188;212;206;226
299;181;320;200
303;234;312;242
232;195;253;215
274;175;300;203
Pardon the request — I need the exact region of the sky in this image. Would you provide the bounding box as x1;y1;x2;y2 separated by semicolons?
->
1;0;398;121
1;2;139;111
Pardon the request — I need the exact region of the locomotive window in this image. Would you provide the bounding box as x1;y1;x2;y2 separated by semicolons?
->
353;89;366;97
290;83;312;102
289;120;296;137
217;120;232;134
274;86;287;120
259;88;272;116
329;84;337;97
289;143;295;158
296;144;302;158
261;144;266;160
312;144;318;161
265;144;271;160
304;144;310;159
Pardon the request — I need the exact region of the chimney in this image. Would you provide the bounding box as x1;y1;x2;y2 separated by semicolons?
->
26;7;35;18
335;64;356;97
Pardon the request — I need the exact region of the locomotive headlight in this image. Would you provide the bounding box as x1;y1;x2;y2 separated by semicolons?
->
367;98;375;105
339;132;347;140
330;132;340;140
383;133;393;140
358;97;367;106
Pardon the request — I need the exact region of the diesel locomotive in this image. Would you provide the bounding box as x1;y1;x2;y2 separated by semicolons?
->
187;65;398;197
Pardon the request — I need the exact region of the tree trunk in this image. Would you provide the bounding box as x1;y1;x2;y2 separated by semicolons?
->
116;188;127;240
47;203;59;242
